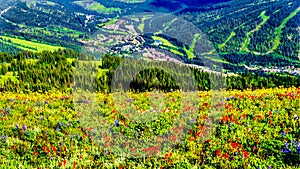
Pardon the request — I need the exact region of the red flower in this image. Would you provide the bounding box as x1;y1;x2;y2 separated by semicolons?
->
202;102;209;107
241;114;247;119
225;104;232;109
222;116;229;123
33;152;38;156
258;115;262;120
230;141;240;149
63;159;66;165
269;111;272;116
59;162;63;167
43;146;50;153
242;150;249;158
269;120;273;124
51;146;57;153
229;115;235;123
119;165;123;169
79;155;83;159
216;150;221;157
222;153;230;159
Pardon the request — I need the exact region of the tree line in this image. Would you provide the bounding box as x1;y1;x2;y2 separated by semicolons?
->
0;50;300;93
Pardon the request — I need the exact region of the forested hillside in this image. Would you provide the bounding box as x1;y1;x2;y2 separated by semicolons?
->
0;50;300;93
0;0;298;75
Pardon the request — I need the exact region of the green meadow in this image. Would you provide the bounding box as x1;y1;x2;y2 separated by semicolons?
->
0;36;64;52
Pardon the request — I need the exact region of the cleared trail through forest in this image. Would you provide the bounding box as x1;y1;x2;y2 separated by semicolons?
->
268;7;300;54
239;10;270;53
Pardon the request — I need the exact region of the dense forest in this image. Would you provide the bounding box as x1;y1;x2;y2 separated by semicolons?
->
0;50;300;93
180;0;299;60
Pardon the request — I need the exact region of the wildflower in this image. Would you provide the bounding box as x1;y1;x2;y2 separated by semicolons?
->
268;166;271;169
285;142;288;147
292;139;297;145
252;146;257;151
84;99;88;104
258;115;262;120
216;150;221;157
296;143;300;155
242;150;248;158
205;118;211;123
269;111;272;116
59;142;63;146
222;153;230;159
222;116;229;123
22;124;27;131
281;147;291;154
51;146;57;152
281;142;291;154
15;124;19;129
282;131;286;137
241;114;247;119
126;98;134;103
114;120;120;127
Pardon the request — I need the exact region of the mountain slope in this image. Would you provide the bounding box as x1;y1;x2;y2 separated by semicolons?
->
0;0;298;75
